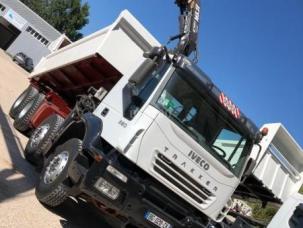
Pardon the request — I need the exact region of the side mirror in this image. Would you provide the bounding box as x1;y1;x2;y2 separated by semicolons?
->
128;58;157;92
241;158;256;182
123;58;158;119
143;46;165;59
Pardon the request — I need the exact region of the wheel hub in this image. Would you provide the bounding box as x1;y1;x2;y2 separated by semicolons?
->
44;151;69;184
30;124;50;148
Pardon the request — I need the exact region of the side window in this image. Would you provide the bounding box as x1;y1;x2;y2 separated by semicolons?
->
124;64;169;120
184;107;198;122
138;71;163;103
157;90;184;117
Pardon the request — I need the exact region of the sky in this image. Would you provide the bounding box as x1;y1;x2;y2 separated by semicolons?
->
81;0;303;148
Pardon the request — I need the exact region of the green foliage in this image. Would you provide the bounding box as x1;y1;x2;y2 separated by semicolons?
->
21;0;89;41
248;201;278;223
299;185;303;194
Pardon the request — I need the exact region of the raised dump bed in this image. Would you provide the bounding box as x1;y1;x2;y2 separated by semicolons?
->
252;123;303;202
236;123;303;204
9;10;161;130
29;10;160;103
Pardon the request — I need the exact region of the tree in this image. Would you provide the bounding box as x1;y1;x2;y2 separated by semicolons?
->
21;0;89;41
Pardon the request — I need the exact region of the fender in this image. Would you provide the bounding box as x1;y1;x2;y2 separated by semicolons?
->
46;112;103;159
81;112;104;158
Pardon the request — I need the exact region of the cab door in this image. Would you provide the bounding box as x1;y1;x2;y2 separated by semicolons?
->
93;63;173;162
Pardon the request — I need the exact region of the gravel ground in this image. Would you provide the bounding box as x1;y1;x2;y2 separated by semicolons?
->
0;50;113;228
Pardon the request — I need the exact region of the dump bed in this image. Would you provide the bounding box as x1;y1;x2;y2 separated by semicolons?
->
30;10;160;102
247;123;303;203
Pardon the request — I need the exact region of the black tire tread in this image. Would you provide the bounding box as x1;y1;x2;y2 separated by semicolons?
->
36;139;83;207
9;86;38;119
25;115;64;166
39;115;64;155
14;93;44;132
38;184;69;207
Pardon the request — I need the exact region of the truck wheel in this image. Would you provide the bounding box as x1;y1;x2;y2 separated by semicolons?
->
24;114;65;166
36;138;82;207
13;93;45;132
9;86;38;119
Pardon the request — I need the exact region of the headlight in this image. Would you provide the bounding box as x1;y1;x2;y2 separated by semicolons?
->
106;165;128;183
94;177;120;200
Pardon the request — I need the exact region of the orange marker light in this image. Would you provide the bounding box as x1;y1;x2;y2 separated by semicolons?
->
261;127;269;137
94;154;103;162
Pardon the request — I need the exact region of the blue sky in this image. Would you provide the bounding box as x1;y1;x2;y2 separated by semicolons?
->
82;0;303;147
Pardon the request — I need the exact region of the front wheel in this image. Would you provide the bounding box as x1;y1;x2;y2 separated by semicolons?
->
35;138;83;207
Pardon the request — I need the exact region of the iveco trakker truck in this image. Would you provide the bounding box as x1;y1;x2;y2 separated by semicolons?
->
9;3;267;228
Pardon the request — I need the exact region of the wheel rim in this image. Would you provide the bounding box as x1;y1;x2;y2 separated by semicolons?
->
30;124;50;149
43;151;69;184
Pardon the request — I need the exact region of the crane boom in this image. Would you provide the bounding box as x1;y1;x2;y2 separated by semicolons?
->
174;0;201;57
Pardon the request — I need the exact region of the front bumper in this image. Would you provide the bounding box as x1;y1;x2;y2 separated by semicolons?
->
73;152;209;228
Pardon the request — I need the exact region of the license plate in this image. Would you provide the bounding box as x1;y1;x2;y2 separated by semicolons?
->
144;211;173;228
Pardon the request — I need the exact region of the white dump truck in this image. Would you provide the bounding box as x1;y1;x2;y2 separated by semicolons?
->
9;6;268;227
10;3;294;228
10;2;303;227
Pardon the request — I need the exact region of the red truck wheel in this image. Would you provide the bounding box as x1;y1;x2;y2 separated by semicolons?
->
36;138;82;207
13;93;45;132
24;114;65;166
9;86;38;119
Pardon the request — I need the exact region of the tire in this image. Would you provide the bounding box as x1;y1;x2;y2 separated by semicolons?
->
9;86;38;119
24;114;65;166
13;93;45;132
36;138;83;207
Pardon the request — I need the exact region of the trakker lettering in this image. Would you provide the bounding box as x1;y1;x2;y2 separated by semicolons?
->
219;92;241;119
188;150;210;171
171;153;218;192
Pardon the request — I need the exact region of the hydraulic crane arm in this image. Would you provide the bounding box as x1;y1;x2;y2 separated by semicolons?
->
174;0;201;57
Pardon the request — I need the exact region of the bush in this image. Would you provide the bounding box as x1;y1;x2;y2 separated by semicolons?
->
248;201;278;223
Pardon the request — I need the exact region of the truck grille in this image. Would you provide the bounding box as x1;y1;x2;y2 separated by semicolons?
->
153;153;215;208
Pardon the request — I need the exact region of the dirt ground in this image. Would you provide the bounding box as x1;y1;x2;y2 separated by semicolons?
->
0;50;112;228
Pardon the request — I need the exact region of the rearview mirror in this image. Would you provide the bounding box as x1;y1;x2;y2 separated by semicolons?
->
128;58;157;93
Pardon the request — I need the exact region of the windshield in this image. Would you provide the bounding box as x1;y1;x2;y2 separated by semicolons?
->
156;71;251;177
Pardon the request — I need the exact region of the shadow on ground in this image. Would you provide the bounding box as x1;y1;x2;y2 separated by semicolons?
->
0;105;111;227
0;105;36;202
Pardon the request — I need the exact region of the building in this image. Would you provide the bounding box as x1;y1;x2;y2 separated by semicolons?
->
0;0;70;66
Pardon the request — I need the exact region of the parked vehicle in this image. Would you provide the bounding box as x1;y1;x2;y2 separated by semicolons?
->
267;193;303;228
13;52;34;72
10;2;297;227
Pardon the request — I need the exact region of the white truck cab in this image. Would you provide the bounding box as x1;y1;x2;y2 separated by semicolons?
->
93;53;262;223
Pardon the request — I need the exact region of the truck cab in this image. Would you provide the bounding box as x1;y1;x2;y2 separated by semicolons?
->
90;50;261;222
